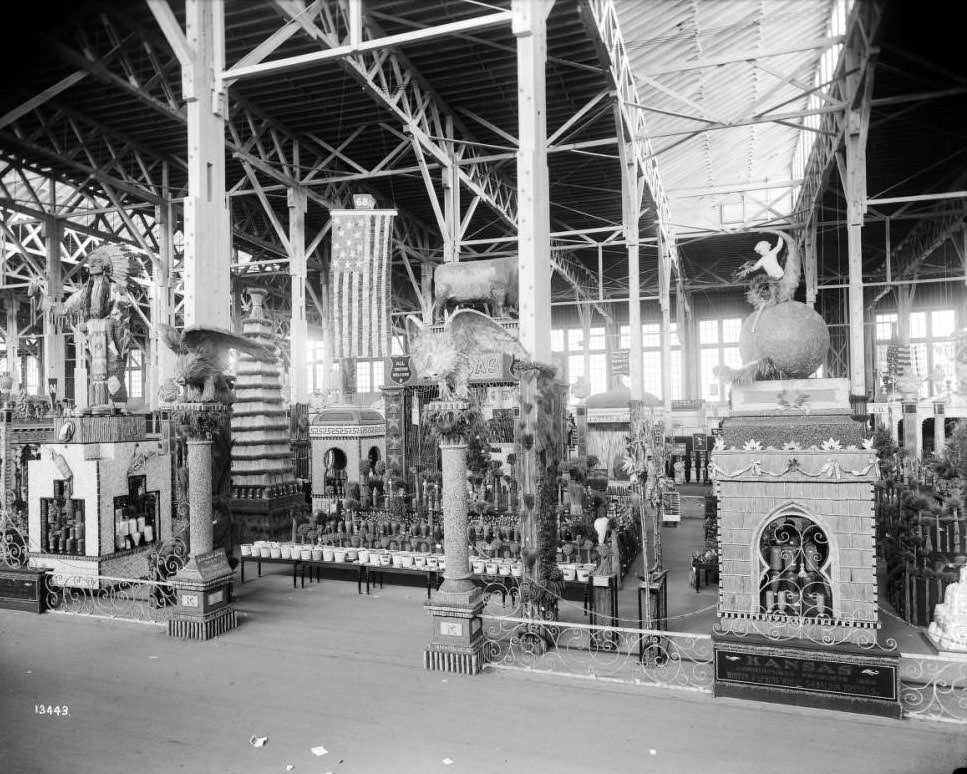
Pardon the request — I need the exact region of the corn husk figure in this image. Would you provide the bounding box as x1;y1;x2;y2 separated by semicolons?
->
55;244;139;413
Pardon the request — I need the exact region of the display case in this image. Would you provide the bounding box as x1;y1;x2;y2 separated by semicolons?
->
112;474;159;550
40;481;86;556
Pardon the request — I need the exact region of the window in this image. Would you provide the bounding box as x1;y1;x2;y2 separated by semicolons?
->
125;349;145;400
617;322;683;400
306;340;329;393
875;308;956;397
24;356;40;394
551;329;565;352
699;318;744;402
758;514;833;620
357;360;385;393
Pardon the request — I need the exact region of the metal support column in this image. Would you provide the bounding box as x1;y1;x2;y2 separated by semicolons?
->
149;198;177;409
843;36;875;402
181;0;231;329
618;137;643;398
288;188;308;403
513;0;554;362
43;217;66;400
5;299;20;393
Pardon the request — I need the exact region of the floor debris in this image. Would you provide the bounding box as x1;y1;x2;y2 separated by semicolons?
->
311;746;328;757
249;735;268;747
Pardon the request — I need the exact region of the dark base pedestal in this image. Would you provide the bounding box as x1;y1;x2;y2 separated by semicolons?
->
0;567;47;613
168;607;238;640
712;633;901;719
424;593;484;675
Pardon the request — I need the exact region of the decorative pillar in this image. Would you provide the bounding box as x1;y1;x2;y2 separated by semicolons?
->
901;401;920;479
168;402;238;641
423;399;484;674
575;404;588;457
187;435;214;555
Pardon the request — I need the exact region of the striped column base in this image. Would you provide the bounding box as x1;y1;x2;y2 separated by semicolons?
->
168;607;238;641
423;647;482;675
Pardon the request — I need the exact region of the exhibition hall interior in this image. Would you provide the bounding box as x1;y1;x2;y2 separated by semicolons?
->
0;1;966;772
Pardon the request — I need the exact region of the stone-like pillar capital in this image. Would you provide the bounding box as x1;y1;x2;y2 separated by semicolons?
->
425;399;473;445
169;401;231;441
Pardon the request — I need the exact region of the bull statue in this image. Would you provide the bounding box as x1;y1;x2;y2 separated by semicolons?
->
432;256;518;321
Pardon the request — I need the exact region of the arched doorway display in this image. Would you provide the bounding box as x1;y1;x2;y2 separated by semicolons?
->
368;446;380;468
758;514;833;618
323;448;348;497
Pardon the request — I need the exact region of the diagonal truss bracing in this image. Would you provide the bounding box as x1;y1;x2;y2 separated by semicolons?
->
578;0;679;274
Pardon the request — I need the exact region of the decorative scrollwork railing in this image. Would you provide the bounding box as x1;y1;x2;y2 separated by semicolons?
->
713;615;898;651
899;653;967;724
0;510;29;568
481;615;714;693
43;572;178;626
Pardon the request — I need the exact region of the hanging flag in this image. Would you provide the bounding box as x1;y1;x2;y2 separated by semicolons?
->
329;197;396;359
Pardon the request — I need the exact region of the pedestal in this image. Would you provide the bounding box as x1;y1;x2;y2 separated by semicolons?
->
167;549;237;640
423;597;485;675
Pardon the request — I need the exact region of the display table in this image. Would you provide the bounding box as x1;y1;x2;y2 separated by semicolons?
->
301;560;365;594
692;555;718;592
366;565;439;599
239;555;301;588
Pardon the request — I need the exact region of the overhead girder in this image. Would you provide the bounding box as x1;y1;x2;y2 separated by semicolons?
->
578;0;679;281
791;2;883;236
267;0;518;229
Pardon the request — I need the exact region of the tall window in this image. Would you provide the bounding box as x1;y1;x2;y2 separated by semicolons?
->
24;356;41;394
699;318;743;402
618;322;683;400
875;308;955;397
306;340;328;393
356;360;385;393
552;325;608;401
125;348;145;400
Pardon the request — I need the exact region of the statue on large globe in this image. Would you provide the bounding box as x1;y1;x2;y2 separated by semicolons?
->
718;230;828;383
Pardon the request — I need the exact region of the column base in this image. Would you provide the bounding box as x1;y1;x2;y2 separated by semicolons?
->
167;553;237;642
169;606;238;641
424;596;485;675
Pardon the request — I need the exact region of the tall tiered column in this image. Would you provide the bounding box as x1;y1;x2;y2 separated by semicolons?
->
423;400;483;674
230;288;301;539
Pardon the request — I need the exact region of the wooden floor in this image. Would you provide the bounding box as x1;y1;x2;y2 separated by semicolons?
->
1;562;965;774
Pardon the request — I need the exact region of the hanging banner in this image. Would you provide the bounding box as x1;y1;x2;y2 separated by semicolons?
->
329;196;397;359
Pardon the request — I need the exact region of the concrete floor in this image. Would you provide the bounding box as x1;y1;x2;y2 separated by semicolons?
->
2;565;965;774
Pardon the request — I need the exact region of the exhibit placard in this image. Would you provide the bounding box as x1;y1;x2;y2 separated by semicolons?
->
714;648;897;701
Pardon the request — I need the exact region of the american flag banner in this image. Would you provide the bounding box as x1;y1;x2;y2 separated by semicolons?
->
329;204;396;359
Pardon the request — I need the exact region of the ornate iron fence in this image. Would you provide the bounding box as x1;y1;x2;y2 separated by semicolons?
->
43;572;178;626
480;615;714;693
899;652;967;724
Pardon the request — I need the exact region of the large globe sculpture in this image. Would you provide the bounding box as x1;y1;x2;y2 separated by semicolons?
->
739;301;829;378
